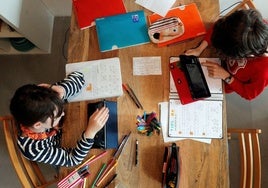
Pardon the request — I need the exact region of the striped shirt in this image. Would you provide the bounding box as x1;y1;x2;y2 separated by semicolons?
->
17;130;94;167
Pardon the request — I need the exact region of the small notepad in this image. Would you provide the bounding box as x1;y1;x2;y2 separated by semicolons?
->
66;57;123;102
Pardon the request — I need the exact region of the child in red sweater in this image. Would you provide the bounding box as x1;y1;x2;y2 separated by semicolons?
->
185;9;268;100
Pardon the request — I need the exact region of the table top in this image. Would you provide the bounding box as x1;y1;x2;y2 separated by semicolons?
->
60;0;229;187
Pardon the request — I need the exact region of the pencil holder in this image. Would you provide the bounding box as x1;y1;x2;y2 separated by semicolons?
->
136;112;161;136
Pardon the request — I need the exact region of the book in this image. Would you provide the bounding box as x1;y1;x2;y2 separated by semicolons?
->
148;3;206;47
65;57;123;102
95;10;150;52
169;56;223;104
72;0;126;29
88;100;118;149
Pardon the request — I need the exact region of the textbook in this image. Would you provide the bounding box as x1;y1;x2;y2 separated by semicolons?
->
65;57;123;102
72;0;126;29
148;3;206;47
95;10;150;52
88;101;118;149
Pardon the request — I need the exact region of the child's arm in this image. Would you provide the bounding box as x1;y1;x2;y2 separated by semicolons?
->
55;71;85;101
184;40;208;56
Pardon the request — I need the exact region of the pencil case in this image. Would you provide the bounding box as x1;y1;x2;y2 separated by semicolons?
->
162;143;180;188
148;17;184;44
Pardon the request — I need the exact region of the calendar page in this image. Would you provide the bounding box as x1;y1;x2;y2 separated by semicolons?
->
66;57;123;102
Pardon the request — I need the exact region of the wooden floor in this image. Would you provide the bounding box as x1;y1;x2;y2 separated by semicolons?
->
0;16;268;188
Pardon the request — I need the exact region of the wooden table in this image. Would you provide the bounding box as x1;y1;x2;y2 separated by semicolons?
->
60;0;229;187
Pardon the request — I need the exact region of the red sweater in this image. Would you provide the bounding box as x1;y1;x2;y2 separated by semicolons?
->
204;29;268;100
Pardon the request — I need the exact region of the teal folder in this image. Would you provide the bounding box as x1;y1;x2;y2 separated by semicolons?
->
95;10;150;52
87;101;118;149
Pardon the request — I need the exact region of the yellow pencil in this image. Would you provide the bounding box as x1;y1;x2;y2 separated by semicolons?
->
96;160;118;186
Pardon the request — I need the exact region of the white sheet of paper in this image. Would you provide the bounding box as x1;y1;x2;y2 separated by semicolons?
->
133;56;162;75
135;0;176;17
159;102;211;144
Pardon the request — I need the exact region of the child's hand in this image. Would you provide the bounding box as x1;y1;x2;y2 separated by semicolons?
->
184;48;202;56
202;61;230;80
38;83;65;99
85;107;109;139
184;40;208;57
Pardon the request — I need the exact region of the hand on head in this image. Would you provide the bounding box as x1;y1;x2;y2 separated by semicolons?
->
38;83;65;99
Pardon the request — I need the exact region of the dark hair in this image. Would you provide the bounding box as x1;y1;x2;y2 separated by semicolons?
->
10;84;64;127
211;9;268;58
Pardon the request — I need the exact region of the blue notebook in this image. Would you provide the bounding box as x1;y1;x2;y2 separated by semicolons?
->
88;100;118;149
95;10;150;52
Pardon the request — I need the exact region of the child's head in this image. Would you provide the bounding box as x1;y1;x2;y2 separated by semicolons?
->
211;9;268;58
10;84;64;128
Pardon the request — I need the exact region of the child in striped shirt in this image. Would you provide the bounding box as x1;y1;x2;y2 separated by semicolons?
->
10;71;109;167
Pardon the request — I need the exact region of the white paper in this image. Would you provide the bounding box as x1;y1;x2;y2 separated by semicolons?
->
135;0;176;17
168;99;223;139
159;102;211;144
133;56;162;75
66;57;123;102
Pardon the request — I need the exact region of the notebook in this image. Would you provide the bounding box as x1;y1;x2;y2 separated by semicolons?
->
148;3;206;47
88;100;118;149
72;0;126;29
95;10;150;52
65;57;123;102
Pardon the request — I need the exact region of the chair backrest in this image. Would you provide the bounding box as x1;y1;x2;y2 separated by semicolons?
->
228;128;262;188
0;115;58;188
225;0;256;16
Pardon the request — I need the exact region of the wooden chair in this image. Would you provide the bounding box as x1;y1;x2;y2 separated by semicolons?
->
0;115;59;188
227;128;262;188
225;0;256;16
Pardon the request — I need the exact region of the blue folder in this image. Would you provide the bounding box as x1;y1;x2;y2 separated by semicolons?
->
88;100;118;149
95;10;150;52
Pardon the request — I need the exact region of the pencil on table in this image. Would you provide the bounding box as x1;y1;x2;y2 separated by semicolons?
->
126;83;144;110
96;160;118;186
122;84;143;109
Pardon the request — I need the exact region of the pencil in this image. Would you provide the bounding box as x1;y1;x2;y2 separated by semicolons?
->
96;160;118;186
91;163;107;188
126;84;144;109
122;84;140;109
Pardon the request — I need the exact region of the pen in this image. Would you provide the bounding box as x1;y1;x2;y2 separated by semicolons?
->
135;139;138;166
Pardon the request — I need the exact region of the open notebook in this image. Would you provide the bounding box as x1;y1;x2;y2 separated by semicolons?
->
66;57;123;102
